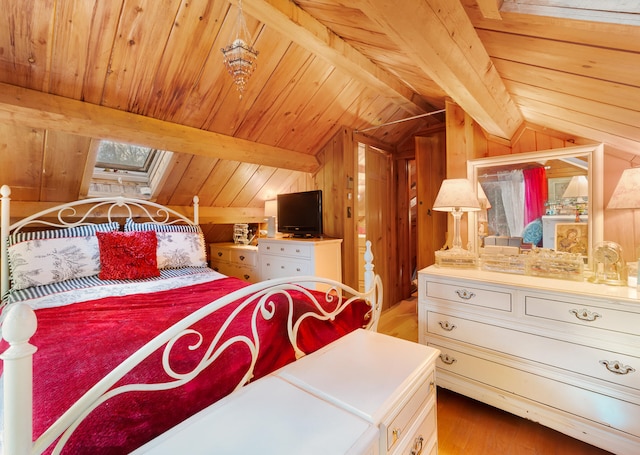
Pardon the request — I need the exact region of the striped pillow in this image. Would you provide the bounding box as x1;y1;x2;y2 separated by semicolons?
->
124;218;207;269
7;222;120;291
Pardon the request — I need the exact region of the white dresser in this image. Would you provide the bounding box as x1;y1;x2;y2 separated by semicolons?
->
418;265;640;455
134;329;440;455
259;237;343;289
209;243;259;283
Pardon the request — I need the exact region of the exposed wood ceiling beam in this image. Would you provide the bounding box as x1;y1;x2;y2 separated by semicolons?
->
476;0;503;20
356;0;523;140
0;82;319;173
243;0;435;116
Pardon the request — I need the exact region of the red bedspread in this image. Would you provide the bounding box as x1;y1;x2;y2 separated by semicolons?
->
1;277;369;454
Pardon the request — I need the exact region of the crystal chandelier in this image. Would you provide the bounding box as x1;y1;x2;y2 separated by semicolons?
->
221;0;259;98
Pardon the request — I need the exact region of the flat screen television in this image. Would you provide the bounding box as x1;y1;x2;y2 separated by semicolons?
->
276;190;323;237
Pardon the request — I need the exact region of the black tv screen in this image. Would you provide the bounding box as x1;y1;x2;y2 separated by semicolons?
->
277;190;323;237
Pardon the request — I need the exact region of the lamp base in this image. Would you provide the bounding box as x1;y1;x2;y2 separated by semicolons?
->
266;216;276;238
435;248;478;268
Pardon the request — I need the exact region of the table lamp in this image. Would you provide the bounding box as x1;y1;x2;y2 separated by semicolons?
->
607;167;640;286
433;178;481;266
563;175;589;221
264;199;277;238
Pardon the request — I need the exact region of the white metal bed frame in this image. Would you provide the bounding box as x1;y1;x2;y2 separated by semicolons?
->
0;185;382;455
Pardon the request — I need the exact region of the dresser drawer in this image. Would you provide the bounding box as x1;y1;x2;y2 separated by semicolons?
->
209;245;230;262
383;371;435;454
229;248;257;267
233;265;259;283
209;260;233;277
427;311;640;390
524;294;640;338
431;342;640;438
261;257;310;278
261;241;312;258
425;281;512;312
394;396;437;455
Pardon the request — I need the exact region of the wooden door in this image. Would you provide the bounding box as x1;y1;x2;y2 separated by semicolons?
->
365;145;395;311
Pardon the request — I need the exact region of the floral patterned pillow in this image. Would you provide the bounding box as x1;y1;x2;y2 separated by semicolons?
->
7;222;120;291
96;231;160;280
124;218;207;269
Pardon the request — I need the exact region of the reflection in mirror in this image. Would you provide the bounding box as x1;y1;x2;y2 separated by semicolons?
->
467;145;603;271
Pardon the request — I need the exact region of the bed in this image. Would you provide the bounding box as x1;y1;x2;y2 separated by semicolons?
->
0;185;382;455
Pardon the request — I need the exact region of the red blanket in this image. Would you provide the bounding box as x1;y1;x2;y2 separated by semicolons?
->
1;277;369;454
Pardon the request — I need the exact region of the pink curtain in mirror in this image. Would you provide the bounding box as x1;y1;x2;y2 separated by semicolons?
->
523;167;548;224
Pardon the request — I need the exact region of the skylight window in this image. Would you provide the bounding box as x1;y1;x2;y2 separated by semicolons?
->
88;140;172;199
96;141;157;173
500;0;640;26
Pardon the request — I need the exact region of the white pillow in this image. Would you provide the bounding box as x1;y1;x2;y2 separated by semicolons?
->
7;222;120;291
124;218;207;269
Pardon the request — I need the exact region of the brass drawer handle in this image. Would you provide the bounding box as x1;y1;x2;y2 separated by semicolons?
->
600;360;636;375
239;255;245;261
410;436;424;455
455;289;475;300
392;428;401;445
570;308;601;322
438;320;456;331
439;353;457;365
217;252;223;257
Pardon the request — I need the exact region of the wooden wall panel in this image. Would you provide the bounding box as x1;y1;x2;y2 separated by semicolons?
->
415;133;447;270
445;102;476;247
153;154;192;206
168;155;219;206
196;160;241;207
395;157;412;298
41;131;92;201
0;124;45;200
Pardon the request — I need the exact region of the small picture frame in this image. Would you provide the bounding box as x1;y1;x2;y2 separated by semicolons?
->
555;223;588;256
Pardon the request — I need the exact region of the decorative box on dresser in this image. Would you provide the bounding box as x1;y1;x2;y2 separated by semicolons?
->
258;237;342;290
209;243;259;283
418;265;640;455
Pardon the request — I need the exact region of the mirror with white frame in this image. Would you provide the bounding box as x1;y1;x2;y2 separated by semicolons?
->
467;144;603;271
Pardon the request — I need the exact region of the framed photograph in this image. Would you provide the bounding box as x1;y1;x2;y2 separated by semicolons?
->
555;223;588;256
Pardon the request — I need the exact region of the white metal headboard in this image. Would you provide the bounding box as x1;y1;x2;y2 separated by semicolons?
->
0;185;200;300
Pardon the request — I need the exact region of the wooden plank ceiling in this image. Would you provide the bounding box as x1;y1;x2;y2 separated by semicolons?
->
0;0;638;213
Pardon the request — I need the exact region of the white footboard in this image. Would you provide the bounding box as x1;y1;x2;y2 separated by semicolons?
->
1;249;382;455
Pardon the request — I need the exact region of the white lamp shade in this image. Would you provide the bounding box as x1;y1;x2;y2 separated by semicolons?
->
264;199;278;217
433;179;481;212
607;168;640;209
562;175;588;199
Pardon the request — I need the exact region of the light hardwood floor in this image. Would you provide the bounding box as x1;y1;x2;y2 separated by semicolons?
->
378;298;613;455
